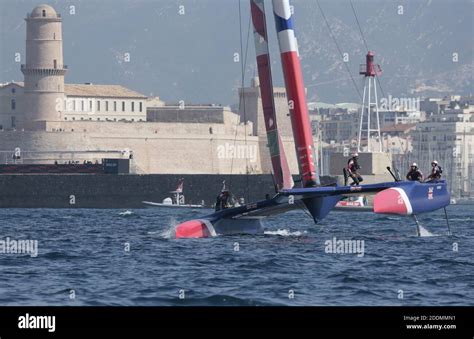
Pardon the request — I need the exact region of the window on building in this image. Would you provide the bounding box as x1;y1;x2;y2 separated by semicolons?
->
114;101;117;111
11;117;16;128
131;102;135;112
54;59;57;69
11;88;15;94
81;100;84;111
64;117;67;120
53;33;56;40
72;117;76;121
42;9;46;17
97;101;100;111
139;102;143;112
89;100;93;111
11;99;16;110
122;102;125;112
106;101;109;111
72;100;76;111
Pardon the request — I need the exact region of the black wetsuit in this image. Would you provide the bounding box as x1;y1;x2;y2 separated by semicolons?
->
215;192;230;211
427;165;442;181
347;158;363;185
406;169;423;182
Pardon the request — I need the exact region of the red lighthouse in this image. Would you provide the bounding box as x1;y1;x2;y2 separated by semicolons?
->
360;51;382;77
357;51;383;153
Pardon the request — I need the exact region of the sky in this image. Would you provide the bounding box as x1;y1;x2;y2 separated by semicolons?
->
0;0;472;105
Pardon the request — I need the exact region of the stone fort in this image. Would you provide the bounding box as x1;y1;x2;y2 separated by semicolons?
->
0;4;318;176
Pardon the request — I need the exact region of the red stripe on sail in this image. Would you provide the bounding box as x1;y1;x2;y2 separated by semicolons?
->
280;51;317;186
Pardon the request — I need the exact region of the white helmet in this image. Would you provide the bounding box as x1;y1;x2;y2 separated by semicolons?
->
352;152;359;157
411;162;417;167
432;160;438;165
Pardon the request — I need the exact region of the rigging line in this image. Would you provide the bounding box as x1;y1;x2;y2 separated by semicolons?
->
315;0;362;101
349;0;387;99
229;0;252;202
349;0;369;53
239;0;250;203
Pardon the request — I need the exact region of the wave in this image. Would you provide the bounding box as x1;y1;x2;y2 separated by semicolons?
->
264;229;306;237
147;217;178;239
118;210;135;216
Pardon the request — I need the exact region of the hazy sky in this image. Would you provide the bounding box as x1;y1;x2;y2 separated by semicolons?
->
1;0;472;105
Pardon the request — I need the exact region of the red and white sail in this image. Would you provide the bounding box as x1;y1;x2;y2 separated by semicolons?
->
250;0;293;190
272;0;318;187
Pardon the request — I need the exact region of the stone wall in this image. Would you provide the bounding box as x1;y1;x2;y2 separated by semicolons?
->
0;118;308;175
0;173;336;208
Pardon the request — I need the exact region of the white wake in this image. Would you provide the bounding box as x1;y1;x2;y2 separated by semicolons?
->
264;229;306;237
419;225;437;237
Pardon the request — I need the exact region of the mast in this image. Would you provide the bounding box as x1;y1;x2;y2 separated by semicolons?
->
250;0;293;190
272;0;318;187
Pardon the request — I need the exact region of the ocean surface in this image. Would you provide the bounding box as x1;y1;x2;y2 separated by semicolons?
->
0;205;473;306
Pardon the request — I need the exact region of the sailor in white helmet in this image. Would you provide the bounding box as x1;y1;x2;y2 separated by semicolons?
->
427;160;443;182
406;162;424;182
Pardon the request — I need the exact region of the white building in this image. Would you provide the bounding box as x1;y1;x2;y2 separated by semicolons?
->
61;83;146;122
411;108;474;198
0;82;147;128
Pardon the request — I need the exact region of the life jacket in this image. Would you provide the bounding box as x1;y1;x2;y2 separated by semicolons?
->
347;158;359;173
408;169;423;181
432;165;442;177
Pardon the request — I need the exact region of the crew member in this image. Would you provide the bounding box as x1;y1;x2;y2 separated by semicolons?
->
347;153;363;186
406;163;424;182
427;160;443;182
215;190;231;211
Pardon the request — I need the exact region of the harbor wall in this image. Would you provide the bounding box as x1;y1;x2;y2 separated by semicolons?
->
0;174;337;208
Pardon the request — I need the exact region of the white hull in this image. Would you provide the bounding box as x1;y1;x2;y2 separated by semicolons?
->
142;201;204;209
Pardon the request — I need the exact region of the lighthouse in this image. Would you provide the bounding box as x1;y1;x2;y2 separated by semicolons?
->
21;4;67;127
357;51;382;153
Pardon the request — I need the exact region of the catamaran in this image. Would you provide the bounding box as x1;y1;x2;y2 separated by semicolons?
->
175;0;451;238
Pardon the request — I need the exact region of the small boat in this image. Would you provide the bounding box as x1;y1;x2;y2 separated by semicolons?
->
142;199;204;208
142;178;205;209
334;196;372;212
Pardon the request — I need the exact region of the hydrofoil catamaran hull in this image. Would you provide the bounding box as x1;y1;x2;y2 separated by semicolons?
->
175;180;450;238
